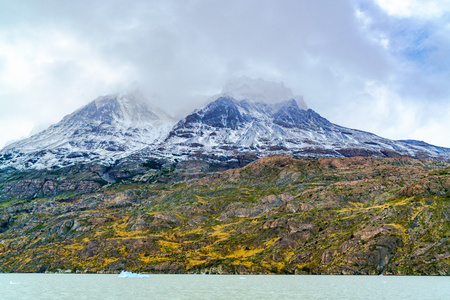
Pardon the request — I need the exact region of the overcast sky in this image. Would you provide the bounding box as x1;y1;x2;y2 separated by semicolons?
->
1;0;450;148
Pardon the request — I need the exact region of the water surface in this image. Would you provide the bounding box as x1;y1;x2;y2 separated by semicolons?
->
2;274;449;299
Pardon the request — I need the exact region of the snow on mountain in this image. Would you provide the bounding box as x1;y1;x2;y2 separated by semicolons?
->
154;95;450;163
1;79;450;170
0;91;175;169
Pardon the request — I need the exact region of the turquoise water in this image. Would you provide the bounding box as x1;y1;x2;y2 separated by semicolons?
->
1;274;449;299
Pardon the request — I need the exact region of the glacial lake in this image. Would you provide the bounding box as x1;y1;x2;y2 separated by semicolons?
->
1;274;449;299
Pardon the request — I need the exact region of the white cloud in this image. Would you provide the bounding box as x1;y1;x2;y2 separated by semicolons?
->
375;0;450;18
0;116;34;147
410;111;450;147
0;27;136;148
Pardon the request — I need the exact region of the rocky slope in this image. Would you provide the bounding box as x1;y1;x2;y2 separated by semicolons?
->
1;156;449;275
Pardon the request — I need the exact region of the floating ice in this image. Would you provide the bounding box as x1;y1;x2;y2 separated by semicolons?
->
118;271;149;278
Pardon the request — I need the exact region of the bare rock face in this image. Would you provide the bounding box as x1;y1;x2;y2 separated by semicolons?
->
1;179;46;199
0;212;11;233
127;215;147;231
51;219;79;236
400;176;450;197
335;225;404;274
0;178;102;201
218;194;293;221
150;213;182;229
344;235;403;274
321;249;335;265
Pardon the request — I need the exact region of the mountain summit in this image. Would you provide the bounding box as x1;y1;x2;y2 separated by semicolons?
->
155;94;450;164
162;96;314;153
1;80;450;170
0;91;174;169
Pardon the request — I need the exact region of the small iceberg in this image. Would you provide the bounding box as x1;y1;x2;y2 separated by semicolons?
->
118;271;149;278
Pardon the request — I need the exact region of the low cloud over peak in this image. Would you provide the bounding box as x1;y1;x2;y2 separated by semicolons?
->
1;0;450;148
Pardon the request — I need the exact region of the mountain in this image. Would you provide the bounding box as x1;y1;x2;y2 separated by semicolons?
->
1;78;450;171
1;79;449;276
154;95;450;164
0;91;174;170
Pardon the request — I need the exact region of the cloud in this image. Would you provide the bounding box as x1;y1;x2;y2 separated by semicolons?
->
375;0;450;19
0;0;450;148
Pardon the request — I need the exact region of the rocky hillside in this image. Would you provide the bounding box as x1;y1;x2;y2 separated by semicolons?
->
1;156;449;275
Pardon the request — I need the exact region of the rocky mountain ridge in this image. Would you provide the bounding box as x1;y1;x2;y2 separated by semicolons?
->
154;96;450;163
1;79;450;171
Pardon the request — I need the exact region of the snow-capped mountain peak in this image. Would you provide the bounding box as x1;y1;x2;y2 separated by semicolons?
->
66;90;166;125
0;91;175;169
155;88;450;163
